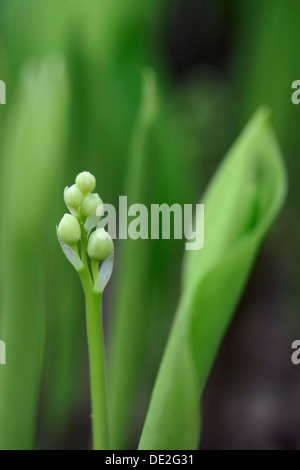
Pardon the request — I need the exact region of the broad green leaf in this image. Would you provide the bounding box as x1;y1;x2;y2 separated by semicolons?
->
139;108;287;450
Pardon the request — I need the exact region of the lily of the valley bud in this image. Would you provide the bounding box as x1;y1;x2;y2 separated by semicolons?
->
76;171;96;194
58;214;81;245
81;193;103;217
64;184;84;209
87;229;114;261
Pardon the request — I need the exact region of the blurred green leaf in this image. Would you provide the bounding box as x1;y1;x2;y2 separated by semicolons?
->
139;108;287;450
0;55;69;450
108;69;158;449
231;0;300;156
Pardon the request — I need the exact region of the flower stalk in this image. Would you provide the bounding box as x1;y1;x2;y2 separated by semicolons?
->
57;171;114;450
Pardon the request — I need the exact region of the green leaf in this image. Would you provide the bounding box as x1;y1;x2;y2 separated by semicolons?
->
0;55;69;450
139;108;287;450
108;68;159;449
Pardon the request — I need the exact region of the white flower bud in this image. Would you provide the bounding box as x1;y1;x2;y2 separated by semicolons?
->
87;229;114;261
81;193;103;217
75;171;96;194
64;184;84;209
58;214;81;245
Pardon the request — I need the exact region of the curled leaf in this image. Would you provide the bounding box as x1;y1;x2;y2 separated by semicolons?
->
139;108;287;450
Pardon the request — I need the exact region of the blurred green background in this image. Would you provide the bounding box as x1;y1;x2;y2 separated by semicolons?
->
0;0;298;450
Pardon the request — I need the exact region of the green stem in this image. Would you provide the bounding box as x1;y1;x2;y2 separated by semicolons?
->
79;228;108;450
85;287;108;450
91;259;99;284
80;226;88;266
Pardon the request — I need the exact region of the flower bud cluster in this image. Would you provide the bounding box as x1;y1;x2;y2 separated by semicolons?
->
57;171;113;261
